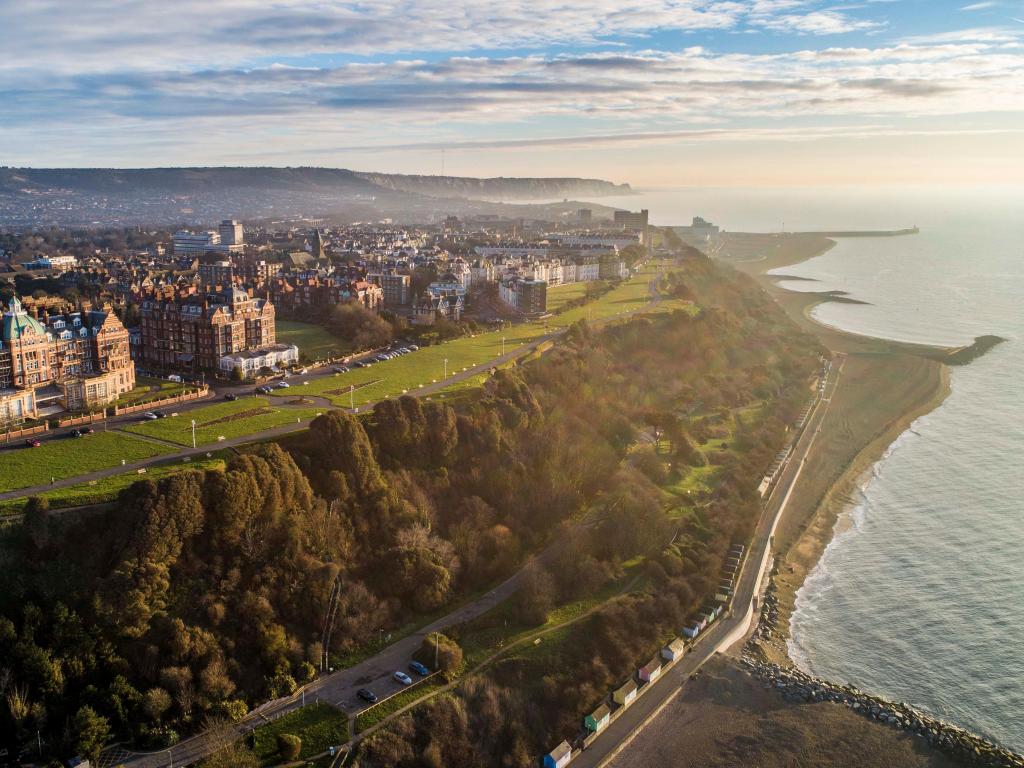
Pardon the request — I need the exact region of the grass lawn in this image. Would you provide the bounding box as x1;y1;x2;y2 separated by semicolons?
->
545;280;602;313
355;676;446;734
0;432;174;493
0;454;228;516
116;376;189;406
123;397;325;446
277;320;352;362
251;702;349;766
454;561;646;669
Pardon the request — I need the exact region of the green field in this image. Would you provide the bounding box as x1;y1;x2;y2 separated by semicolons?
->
0;454;228;516
545;280;602;313
0;432;173;493
276;320;352;362
124;397;325;446
251;702;349;766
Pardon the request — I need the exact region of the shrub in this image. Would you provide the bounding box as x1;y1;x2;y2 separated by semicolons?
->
276;733;301;760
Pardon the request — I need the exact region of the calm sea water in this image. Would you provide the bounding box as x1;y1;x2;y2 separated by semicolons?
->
608;187;1024;752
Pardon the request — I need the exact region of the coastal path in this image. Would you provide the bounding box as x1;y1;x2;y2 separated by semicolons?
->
568;356;844;768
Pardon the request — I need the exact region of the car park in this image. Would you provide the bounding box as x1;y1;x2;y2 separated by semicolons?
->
408;661;430;676
357;688;377;703
393;671;412;686
24;438;41;448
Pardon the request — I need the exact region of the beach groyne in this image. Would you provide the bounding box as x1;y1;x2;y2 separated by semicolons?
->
745;575;1023;768
740;656;1023;768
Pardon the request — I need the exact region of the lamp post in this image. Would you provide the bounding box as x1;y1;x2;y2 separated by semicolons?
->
443;358;448;379
501;336;505;356
190;419;196;449
350;384;355;410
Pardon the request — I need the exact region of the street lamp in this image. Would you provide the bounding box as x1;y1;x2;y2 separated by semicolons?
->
443;358;448;379
190;419;196;449
501;336;505;355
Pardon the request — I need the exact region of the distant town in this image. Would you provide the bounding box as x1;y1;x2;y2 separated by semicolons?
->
0;209;720;428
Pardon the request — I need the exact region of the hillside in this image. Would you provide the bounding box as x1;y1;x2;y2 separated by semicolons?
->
0;167;628;228
353;172;632;200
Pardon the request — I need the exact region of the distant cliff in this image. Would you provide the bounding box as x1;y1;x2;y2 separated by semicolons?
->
0;166;631;227
354;172;632;200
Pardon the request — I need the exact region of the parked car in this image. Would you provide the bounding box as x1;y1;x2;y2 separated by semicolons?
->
69;429;83;438
393;671;413;686
276;381;290;389
408;661;430;677
408;344;419;351
357;688;377;703
333;366;349;373
24;438;41;448
80;426;94;434
224;393;238;401
156;412;168;418
142;411;159;420
353;361;365;368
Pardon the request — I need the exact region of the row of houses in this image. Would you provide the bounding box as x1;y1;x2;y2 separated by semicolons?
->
543;542;747;768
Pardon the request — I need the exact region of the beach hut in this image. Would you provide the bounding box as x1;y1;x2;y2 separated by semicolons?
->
639;655;663;683
543;740;572;768
613;678;638;706
662;638;687;662
584;703;611;733
715;589;732;603
683;621;701;639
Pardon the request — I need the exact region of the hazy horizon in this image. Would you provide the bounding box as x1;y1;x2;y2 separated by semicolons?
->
2;1;1022;186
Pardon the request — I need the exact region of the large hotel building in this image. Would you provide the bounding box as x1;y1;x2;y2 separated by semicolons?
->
0;296;136;423
139;285;280;373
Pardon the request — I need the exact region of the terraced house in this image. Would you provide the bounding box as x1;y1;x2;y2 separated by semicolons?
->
0;296;135;423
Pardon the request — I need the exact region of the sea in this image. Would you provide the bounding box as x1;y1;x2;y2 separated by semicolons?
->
596;186;1024;752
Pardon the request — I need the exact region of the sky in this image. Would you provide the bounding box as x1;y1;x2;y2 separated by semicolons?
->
1;0;1023;186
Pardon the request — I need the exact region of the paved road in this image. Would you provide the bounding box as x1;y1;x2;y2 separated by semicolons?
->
569;357;842;768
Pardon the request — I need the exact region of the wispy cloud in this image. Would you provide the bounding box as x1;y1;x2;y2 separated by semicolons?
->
961;2;997;10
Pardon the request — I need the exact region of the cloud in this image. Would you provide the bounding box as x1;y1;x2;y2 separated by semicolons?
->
1;1;1022;167
961;2;996;10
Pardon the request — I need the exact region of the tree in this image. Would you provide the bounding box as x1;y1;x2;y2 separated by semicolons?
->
514;563;556;625
23;496;50;550
71;705;111;764
417;633;463;677
328;303;392;350
276;733;301;760
230;366;244;382
142;687;172;722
